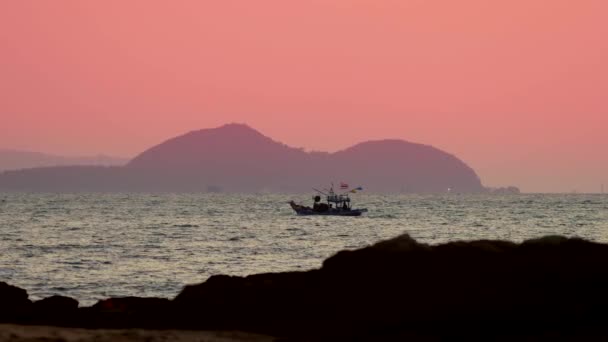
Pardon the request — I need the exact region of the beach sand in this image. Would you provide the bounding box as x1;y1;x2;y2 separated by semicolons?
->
0;324;276;342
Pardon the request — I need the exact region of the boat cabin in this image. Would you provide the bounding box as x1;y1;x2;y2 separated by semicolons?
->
315;188;352;210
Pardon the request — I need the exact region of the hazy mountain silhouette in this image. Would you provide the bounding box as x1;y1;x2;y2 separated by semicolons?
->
0;149;128;172
0;124;483;193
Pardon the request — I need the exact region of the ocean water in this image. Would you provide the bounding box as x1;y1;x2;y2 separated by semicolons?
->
0;193;607;305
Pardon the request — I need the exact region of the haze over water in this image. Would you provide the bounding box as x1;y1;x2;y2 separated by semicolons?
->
1;193;606;305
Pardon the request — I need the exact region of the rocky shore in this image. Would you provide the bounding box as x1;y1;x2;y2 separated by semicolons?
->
2;234;608;341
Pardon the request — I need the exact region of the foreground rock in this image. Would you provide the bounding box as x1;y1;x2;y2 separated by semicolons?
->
3;234;608;340
32;295;79;324
0;282;31;321
174;234;608;339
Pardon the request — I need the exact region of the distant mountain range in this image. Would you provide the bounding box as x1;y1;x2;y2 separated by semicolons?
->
0;124;484;193
0;149;128;172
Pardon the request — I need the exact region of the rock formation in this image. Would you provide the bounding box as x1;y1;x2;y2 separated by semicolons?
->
1;234;608;339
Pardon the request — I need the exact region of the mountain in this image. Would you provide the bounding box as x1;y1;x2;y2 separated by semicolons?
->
330;140;482;193
0;149;128;172
0;124;484;193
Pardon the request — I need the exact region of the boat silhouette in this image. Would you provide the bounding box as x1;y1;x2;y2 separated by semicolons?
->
289;186;368;216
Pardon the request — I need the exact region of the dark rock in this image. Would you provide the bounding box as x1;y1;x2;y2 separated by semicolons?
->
174;272;322;334
4;233;608;340
33;295;79;313
91;297;170;313
83;297;172;328
0;282;29;305
31;295;79;326
172;234;608;339
0;282;32;321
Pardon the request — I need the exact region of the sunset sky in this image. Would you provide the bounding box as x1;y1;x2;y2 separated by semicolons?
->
1;1;606;193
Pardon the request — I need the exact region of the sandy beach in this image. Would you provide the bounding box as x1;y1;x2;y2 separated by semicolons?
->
0;324;275;342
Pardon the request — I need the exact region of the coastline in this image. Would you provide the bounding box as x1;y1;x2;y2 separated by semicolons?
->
2;233;608;340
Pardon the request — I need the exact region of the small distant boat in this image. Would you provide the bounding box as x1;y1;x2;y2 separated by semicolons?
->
289;185;368;216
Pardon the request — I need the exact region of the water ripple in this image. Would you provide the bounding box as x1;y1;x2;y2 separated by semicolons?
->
0;193;606;305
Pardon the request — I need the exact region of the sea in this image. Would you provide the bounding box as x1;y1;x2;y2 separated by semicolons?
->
0;193;607;306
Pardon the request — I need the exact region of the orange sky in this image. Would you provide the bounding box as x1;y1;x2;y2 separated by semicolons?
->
1;0;607;193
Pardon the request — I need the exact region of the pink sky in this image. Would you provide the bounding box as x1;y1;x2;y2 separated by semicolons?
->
1;0;607;193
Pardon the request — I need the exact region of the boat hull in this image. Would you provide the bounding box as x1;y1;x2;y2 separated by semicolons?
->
289;202;367;216
294;209;367;216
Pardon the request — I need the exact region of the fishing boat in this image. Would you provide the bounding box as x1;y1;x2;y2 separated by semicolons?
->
289;185;368;216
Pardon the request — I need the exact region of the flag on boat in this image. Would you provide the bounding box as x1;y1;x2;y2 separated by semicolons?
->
340;182;349;189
